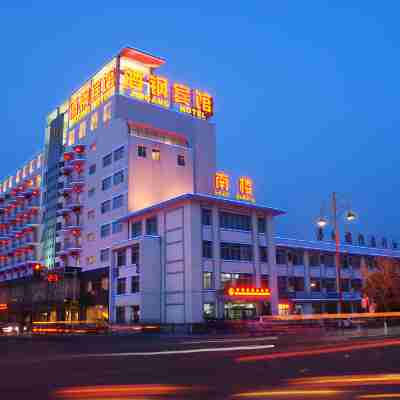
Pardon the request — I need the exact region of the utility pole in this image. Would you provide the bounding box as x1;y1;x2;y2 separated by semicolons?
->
332;192;343;314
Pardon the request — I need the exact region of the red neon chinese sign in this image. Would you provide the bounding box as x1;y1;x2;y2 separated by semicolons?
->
227;287;271;297
236;176;255;202
214;172;230;197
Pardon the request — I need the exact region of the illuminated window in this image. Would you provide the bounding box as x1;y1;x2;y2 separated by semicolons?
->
30;160;36;173
90;112;98;131
22;166;28;178
86;233;95;241
35;175;41;188
177;154;185;166
137;145;146;158
103;102;112;123
68;129;75;146
101;277;109;290
78;121;87;140
37;154;42;168
203;303;215;319
86;256;96;265
152;149;160;161
203;272;213;290
16;170;21;184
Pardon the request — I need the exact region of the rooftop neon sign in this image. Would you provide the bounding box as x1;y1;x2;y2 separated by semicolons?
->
67;47;214;127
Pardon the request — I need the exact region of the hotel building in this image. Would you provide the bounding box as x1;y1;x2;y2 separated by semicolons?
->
0;47;399;324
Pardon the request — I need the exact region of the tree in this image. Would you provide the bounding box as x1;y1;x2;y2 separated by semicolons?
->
362;257;400;312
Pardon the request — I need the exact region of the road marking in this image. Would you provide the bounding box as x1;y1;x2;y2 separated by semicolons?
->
74;344;275;358
182;336;278;345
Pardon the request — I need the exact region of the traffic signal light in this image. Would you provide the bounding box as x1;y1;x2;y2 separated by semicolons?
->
33;263;42;279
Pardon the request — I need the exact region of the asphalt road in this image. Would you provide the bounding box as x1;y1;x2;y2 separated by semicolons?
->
2;332;400;400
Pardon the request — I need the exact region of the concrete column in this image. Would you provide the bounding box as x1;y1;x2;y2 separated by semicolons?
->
251;212;261;287
304;250;311;294
211;205;222;318
266;215;278;315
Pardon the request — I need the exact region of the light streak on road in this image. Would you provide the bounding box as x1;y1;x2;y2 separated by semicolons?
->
236;338;400;363
74;344;275;358
54;384;194;399
233;389;346;397
289;374;400;387
358;394;400;399
182;336;277;345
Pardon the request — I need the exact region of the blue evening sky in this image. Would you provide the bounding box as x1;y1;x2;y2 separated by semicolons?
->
0;2;398;242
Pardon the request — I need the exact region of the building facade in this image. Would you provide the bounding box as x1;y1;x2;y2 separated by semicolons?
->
0;47;399;324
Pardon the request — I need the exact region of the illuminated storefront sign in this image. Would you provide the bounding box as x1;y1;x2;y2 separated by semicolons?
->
236;176;255;203
214;171;230;197
227;287;271;297
0;303;8;311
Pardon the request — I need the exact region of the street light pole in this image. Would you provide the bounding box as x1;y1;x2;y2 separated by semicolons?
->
332;192;343;314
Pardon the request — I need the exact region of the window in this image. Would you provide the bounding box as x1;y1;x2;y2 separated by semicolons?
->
309;252;320;267
112;221;123;234
116;249;126;267
101;200;111;214
100;224;111;238
78;121;86;139
131;243;139;265
114;146;124;162
258;217;266;233
131;221;142;238
202;241;213;259
220;242;253;261
203;303;215;319
146;217;157;235
292;251;304;266
261;275;269;288
219;212;251;231
116;306;125;323
310;278;321;292
113;194;124;209
276;248;287;265
102;153;112;167
102;176;112;191
100;248;110;263
203;272;213;290
138;145;146;158
113;170;124;185
177;154;185;166
131;276;140;293
89;164;96;175
87;210;95;220
323;278;336;292
68;129;75;146
202;209;212;226
101;276;109;290
152;149;160;161
103;102;112;123
278;276;287;294
86;256;96;265
117;278;126;295
90;112;98;131
86;233;95;241
259;246;268;262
